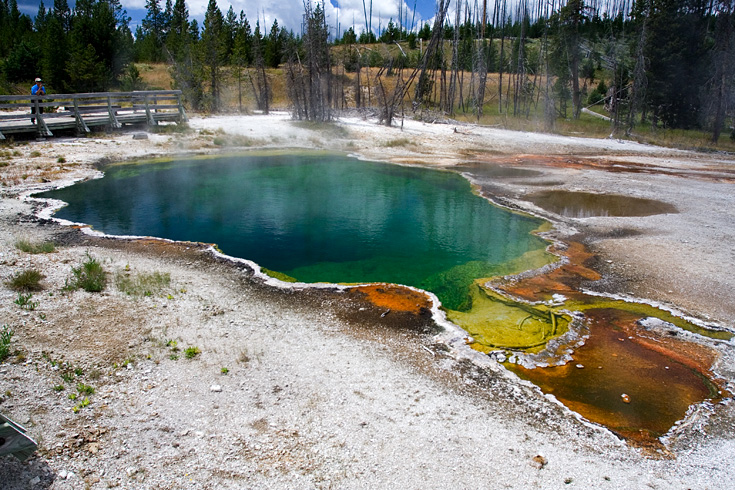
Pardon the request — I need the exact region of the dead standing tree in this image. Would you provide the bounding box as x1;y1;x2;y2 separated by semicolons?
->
376;0;451;126
251;30;271;114
287;1;332;121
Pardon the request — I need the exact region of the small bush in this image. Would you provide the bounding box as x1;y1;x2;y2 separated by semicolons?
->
150;123;190;134
184;346;201;359
15;238;56;254
14;293;39;310
30;150;42;158
57;156;66;163
5;269;44;291
382;138;412;147
67;253;107;292
0;325;14;362
115;270;171;297
77;383;95;395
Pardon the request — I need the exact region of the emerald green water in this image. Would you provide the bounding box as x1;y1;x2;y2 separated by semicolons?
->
39;153;551;310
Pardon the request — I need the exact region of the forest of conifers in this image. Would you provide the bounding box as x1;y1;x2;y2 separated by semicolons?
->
1;0;733;141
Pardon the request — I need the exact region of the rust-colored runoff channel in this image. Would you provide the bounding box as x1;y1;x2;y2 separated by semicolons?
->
497;241;728;448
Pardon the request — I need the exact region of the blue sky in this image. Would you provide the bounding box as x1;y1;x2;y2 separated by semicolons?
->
18;0;442;37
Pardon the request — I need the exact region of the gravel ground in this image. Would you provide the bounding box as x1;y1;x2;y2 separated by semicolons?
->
0;113;734;489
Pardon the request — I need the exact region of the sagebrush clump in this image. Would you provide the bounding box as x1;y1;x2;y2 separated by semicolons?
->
66;253;107;292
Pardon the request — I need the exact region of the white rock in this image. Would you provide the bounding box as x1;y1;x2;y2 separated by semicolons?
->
210;385;222;392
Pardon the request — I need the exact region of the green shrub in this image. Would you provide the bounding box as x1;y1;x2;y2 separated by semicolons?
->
0;325;13;362
14;293;39;310
15;238;56;254
115;270;171;297
5;269;44;291
76;383;95;395
184;346;201;359
67;253;107;292
382;138;412;147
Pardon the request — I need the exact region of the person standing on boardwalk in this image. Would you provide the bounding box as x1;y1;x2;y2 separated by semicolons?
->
31;78;45;124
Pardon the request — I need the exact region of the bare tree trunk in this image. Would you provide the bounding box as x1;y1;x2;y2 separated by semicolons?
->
448;0;462;115
414;0;451;108
626;0;649;136
378;0;450;126
710;0;733;142
498;0;507;113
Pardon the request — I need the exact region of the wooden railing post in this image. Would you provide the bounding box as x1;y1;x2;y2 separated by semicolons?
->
176;92;188;123
107;94;121;129
34;96;52;137
73;97;90;134
144;94;157;126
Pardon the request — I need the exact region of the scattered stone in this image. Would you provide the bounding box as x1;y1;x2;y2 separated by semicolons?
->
531;454;548;469
210;385;222;392
58;469;68;479
621;393;631;404
575;364;584;369
132;133;149;140
29;476;41;486
488;351;507;363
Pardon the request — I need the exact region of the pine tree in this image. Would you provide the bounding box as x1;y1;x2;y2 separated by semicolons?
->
41;12;69;89
35;1;48;32
251;20;270;113
165;0;189;59
264;19;282;68
167;0;203;111
645;0;710;129
223;6;237;61
231;10;252;112
201;0;225;111
53;0;71;32
67;0;109;91
141;0;164;61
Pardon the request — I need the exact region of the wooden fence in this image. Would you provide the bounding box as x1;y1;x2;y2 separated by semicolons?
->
0;90;187;140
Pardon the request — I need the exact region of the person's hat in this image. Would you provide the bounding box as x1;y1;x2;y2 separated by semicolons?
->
35;78;42;82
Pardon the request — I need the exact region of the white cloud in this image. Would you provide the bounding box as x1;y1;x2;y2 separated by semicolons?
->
122;0;147;10
121;0;431;37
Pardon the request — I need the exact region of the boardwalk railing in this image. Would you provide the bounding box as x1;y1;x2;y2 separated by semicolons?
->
0;90;187;139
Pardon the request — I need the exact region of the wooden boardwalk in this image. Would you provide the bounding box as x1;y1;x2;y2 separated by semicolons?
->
0;90;187;139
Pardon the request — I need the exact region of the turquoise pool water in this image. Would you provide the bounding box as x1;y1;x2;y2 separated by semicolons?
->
39;152;550;310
